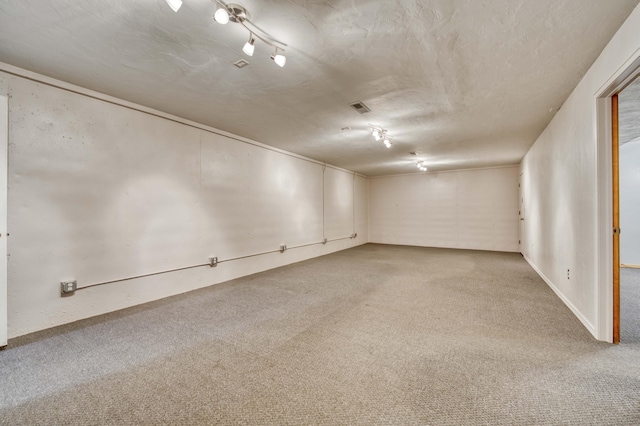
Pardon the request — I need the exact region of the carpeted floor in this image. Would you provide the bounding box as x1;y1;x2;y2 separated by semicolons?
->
1;244;639;425
621;267;640;344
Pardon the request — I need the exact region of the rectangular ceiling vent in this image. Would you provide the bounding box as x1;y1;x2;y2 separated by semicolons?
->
349;101;371;114
234;59;250;68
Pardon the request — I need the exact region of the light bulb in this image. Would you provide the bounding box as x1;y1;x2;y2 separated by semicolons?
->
243;37;255;56
271;53;286;67
372;129;380;140
214;7;230;24
165;0;182;12
384;140;392;148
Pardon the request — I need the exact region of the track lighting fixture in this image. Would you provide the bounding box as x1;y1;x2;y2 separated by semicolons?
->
370;126;393;148
166;1;287;67
212;1;287;67
243;34;255;56
416;161;428;172
165;0;183;12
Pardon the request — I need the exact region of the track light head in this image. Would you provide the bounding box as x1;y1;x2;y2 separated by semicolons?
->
271;51;286;67
243;35;255;56
214;7;230;24
165;0;183;12
383;139;392;148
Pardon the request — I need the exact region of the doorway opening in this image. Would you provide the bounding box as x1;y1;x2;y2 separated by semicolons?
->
596;55;640;344
614;75;640;344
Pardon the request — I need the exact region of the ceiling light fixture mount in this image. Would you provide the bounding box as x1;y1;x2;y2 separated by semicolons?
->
225;3;247;23
370;125;393;148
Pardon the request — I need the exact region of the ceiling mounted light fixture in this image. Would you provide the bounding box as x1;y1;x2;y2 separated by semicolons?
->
243;34;255;56
207;1;287;67
165;0;183;12
416;161;428;172
370;126;393;148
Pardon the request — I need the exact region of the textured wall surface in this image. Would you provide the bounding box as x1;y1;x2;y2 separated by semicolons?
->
520;4;640;341
620;139;640;265
369;167;519;252
0;70;368;339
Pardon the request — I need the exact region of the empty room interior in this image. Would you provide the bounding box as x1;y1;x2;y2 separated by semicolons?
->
1;0;640;424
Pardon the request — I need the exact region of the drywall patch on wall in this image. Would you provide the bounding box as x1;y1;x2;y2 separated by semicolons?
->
368;166;519;252
620;138;640;265
1;70;368;339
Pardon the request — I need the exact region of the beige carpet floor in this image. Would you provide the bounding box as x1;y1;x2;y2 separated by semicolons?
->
1;244;639;425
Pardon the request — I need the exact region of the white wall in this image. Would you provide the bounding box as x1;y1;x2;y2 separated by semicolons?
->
621;138;640;265
0;66;368;339
520;4;640;341
369;166;519;252
0;94;7;347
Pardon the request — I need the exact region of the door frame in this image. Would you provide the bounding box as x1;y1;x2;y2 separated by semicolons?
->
596;53;640;343
519;172;524;253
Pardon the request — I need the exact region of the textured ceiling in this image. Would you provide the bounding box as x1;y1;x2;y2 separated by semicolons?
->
619;76;640;145
0;0;639;176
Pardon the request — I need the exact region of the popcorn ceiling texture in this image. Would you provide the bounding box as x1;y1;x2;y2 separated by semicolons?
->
0;0;638;175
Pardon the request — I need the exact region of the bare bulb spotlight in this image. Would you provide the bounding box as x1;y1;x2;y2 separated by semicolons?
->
417;161;428;172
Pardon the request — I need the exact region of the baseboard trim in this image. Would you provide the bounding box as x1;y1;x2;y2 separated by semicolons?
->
522;254;597;338
621;264;640;269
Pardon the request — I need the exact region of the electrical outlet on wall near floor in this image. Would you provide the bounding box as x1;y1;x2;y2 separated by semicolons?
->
61;280;77;294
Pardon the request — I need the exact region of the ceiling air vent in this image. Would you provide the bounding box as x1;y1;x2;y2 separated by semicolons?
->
349;101;371;114
234;59;250;68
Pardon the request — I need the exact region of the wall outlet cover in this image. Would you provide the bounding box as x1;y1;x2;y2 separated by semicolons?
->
61;280;77;294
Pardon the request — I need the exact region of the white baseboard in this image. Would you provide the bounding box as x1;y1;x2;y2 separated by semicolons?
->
522;253;597;338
